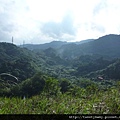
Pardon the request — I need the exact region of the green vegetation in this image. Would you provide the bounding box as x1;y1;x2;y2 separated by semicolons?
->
0;72;120;114
1;34;120;114
0;77;120;114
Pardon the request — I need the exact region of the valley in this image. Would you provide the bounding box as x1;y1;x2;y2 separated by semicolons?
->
0;34;120;114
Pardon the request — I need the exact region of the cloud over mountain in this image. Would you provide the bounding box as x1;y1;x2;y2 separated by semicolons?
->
41;12;76;41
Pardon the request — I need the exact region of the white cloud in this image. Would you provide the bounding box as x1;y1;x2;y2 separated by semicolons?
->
93;0;120;34
41;12;76;40
0;0;120;44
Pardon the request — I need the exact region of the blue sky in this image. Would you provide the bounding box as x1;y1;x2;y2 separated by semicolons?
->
0;0;120;44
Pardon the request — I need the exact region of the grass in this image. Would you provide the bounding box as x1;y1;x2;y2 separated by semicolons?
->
0;86;120;114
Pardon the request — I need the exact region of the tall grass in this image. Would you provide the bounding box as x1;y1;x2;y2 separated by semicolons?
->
0;87;120;114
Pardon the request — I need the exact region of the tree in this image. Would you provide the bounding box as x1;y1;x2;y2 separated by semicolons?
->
60;79;72;93
17;72;46;97
43;77;61;98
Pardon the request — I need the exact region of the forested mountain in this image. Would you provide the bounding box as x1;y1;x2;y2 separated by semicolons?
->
1;34;120;114
20;41;68;50
0;42;39;81
58;34;120;59
87;59;120;80
21;34;120;60
1;34;120;83
20;39;94;51
0;42;70;82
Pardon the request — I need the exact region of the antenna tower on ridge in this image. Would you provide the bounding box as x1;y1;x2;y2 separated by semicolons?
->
23;40;25;47
12;36;13;44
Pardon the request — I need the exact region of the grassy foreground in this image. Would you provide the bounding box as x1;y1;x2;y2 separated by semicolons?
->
0;86;120;114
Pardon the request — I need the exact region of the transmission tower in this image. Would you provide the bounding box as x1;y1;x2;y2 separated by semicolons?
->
23;40;25;47
12;36;13;44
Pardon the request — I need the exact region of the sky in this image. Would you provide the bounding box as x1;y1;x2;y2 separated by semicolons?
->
0;0;120;45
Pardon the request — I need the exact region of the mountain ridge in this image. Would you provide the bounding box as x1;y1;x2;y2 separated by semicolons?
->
1;35;120;98
19;34;120;59
19;39;94;50
1;34;120;82
58;34;120;59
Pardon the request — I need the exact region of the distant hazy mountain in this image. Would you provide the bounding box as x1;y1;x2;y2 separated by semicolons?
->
74;39;95;44
58;34;120;59
20;39;94;51
21;34;120;59
20;41;68;50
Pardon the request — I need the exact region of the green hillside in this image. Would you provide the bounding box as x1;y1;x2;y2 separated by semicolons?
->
1;34;120;114
0;42;41;81
87;59;120;80
58;34;120;59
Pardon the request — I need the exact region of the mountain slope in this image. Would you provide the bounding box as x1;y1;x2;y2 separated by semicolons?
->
87;59;120;80
20;39;94;51
0;42;71;82
0;42;41;81
58;34;120;59
20;41;68;50
1;34;120;82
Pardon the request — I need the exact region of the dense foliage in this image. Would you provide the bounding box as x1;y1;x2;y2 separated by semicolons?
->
1;34;120;114
0;73;120;114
